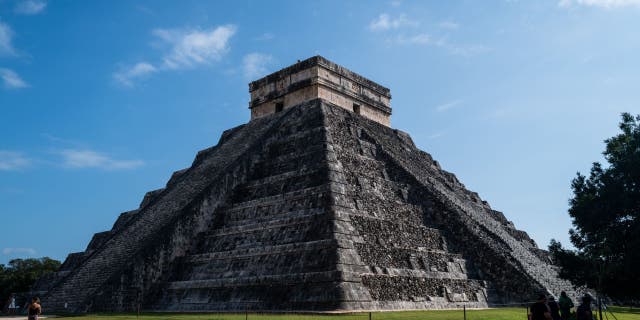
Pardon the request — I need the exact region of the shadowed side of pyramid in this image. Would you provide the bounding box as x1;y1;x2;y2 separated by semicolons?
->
38;101;328;312
150;100;348;311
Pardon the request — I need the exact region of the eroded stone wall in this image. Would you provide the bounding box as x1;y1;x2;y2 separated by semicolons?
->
320;101;577;304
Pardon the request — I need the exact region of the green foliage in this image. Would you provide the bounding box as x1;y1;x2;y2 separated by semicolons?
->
550;113;640;300
0;257;61;305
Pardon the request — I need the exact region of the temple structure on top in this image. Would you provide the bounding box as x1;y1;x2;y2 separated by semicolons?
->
249;56;392;126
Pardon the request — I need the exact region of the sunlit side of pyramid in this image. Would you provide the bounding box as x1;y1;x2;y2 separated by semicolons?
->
34;56;574;312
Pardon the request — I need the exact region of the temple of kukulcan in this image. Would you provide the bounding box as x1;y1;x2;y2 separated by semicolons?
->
33;56;574;312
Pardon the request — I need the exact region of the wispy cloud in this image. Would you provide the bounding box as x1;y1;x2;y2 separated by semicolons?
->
0;68;29;89
242;53;272;79
2;247;37;255
435;100;462;112
42;133;84;147
113;62;157;87
153;25;236;70
0;151;30;171
439;21;460;30
114;25;236;87
370;14;486;56
60;149;144;170
14;0;47;15
0;21;16;56
394;34;490;57
559;0;640;7
369;13;419;31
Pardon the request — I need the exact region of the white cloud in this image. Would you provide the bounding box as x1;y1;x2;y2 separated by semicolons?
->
112;62;157;87
153;25;237;69
0;151;30;171
242;53;272;79
2;247;36;255
369;13;419;31
435;100;462;112
0;21;16;56
60;149;144;170
112;25;236;88
14;0;47;15
559;0;640;7
0;68;29;89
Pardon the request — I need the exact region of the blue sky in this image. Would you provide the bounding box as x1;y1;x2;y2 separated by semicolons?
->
1;0;639;265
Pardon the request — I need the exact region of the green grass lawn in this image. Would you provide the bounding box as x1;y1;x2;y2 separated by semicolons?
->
46;306;640;320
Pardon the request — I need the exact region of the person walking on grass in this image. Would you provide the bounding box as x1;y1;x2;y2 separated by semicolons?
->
7;294;17;315
27;297;41;320
548;296;561;320
576;295;594;320
558;291;574;320
530;294;552;320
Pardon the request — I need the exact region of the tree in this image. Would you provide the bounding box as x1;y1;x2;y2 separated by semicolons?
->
0;257;61;306
550;113;640;301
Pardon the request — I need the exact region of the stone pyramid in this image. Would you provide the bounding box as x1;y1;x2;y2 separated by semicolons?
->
35;56;573;312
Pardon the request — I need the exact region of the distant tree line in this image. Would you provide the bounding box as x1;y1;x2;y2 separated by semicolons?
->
550;113;640;302
0;257;60;308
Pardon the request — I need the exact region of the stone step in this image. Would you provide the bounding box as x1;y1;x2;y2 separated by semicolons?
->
229;169;328;204
178;247;338;281
111;209;139;231
200;217;332;252
241;162;327;189
168;270;353;290
222;184;332;214
85;231;112;252
188;239;337;262
222;207;326;228
262;126;327;158
165;168;189;188
206;210;330;237
139;188;165;209
249;146;326;180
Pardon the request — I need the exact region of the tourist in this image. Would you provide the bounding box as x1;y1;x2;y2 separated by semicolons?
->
576;295;593;320
548;296;561;320
558;291;574;320
530;294;552;320
7;294;17;315
27;297;41;320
